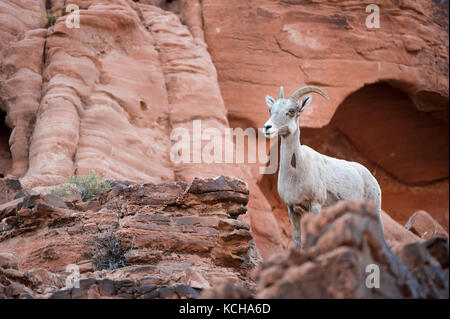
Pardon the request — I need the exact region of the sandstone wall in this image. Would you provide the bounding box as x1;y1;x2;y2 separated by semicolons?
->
0;0;448;258
0;176;259;298
202;201;449;299
202;0;448;243
0;0;47;177
0;0;284;257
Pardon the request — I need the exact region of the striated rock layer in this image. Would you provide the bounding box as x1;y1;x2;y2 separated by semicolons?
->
0;0;47;177
204;0;448;128
0;176;259;298
202;201;449;299
203;0;449;241
24;0;174;187
0;0;448;258
0;0;283;258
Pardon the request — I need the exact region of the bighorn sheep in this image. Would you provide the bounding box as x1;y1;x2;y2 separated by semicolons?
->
263;86;385;248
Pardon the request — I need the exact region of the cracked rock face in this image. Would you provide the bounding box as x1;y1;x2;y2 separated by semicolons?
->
0;176;260;299
255;201;449;299
0;0;448;262
202;201;449;299
0;0;284;258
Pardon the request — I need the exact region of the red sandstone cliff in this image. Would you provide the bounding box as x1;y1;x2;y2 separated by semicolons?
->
0;0;448;299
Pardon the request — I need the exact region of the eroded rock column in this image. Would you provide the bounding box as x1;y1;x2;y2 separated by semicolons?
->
139;4;284;258
0;0;48;177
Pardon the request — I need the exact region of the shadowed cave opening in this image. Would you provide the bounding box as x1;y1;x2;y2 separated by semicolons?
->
140;0;180;13
0;110;12;178
258;82;449;245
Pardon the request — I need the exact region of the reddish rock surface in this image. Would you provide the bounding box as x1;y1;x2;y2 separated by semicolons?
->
0;175;447;299
0;0;47;177
405;210;449;240
204;0;448;128
0;178;23;205
203;0;449;242
0;0;448;263
202;201;449;299
0;0;283;258
0;176;259;298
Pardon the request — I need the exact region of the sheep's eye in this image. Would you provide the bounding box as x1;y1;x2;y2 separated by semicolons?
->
287;109;296;117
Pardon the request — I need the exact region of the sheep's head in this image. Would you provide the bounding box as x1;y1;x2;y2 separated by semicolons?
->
263;86;329;138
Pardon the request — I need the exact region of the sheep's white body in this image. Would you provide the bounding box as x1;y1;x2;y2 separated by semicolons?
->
264;86;385;248
279;136;381;211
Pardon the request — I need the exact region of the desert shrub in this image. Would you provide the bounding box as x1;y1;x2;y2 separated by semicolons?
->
50;182;80;198
91;233;129;271
50;186;70;198
51;171;111;201
68;171;111;201
46;13;57;26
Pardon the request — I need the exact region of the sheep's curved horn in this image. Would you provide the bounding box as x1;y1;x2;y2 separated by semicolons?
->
289;86;329;102
278;86;285;99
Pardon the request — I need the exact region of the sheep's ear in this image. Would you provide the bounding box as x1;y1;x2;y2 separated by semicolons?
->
265;95;275;108
297;95;312;113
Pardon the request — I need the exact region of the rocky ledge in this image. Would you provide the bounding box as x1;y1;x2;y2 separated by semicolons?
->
0;176;260;299
202;201;449;299
1;176;447;299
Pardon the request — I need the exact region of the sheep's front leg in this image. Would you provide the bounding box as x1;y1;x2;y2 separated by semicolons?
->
288;206;302;249
310;202;322;215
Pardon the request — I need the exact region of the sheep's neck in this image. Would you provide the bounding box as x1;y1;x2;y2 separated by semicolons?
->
279;126;304;178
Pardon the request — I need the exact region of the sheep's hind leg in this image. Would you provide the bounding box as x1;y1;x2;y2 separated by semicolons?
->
288;206;302;249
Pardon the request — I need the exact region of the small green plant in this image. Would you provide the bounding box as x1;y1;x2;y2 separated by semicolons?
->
50;187;70;198
46;13;57;26
50;182;80;198
91;233;130;271
51;171;111;201
68;171;111;201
